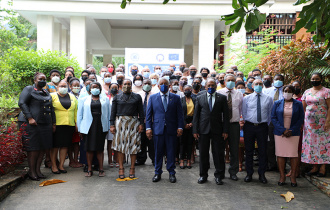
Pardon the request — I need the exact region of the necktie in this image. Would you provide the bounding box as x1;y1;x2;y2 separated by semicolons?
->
257;94;261;123
209;94;212;111
274;88;279;102
228;91;232;120
162;94;167;112
143;92;149;116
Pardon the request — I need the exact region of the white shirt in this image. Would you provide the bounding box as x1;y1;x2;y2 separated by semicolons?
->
218;88;243;123
207;92;216;109
159;91;170;104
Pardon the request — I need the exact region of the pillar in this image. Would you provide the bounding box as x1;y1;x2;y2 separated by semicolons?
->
198;20;215;70
62;29;69;55
37;15;54;51
53;22;62;52
70;16;86;69
86;51;93;66
193;26;199;67
224;26;246;68
103;54;113;66
184;45;193;67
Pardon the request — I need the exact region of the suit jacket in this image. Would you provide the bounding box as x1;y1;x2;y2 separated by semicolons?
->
193;92;230;135
180;96;196;125
271;99;304;136
146;92;184;136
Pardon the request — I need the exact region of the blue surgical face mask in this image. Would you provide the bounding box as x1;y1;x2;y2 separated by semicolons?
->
86;84;91;92
163;76;170;81
104;77;112;84
254;85;263;93
254;76;261;80
91;88;100;96
143;72;150;78
160;84;169;93
173;67;176;71
247;82;253;90
238;89;245;94
207;87;216;94
274;80;283;88
226;81;235;89
151;79;158;85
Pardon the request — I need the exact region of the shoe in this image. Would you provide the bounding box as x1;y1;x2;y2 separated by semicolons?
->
230;174;238;181
27;173;40;181
187;165;192;169
305;171;318;176
169;174;176;183
44;160;52;168
180;165;186;169
37;174;47;179
291;182;298;187
316;172;326;177
85;171;93;177
244;175;252;182
215;177;223;185
51;168;61;174
259;174;268;184
119;168;125;179
59;169;67;174
198;177;207;184
109;163;114;168
135;161;145;166
129;168;135;179
99;170;105;177
187;161;192;169
152;174;161;182
278;182;286;186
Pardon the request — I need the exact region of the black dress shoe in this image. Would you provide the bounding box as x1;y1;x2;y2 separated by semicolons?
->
305;171;318;176
51;169;61;174
27;173;40;181
215;177;223;185
198;177;207;184
59;169;67;174
186;165;192;169
135;161;145;166
169;174;176;183
291;182;298;187
230;174;238;181
83;165;88;172
316;172;326;177
38;174;47;179
278;182;286;186
259;174;268;184
180;166;186;169
152;174;161;182
244;175;252;182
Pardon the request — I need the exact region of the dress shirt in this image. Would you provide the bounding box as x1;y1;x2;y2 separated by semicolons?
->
263;86;283;101
218;87;243;123
242;92;273;124
207;92;216;109
159;91;169;104
187;76;195;85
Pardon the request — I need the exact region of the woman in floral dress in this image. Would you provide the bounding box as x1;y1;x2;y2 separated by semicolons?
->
301;73;330;177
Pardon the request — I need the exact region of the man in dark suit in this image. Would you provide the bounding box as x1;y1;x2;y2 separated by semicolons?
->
193;78;230;185
146;78;184;183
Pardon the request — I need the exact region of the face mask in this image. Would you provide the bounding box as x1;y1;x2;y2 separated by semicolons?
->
274;80;283;88
254;85;262;93
160;84;169;93
59;87;68;95
38;80;47;88
52;76;60;83
67;76;72;83
179;80;187;87
226;81;235;89
219;80;225;85
123;85;131;92
180;66;185;72
82;76;88;82
117;79;123;85
193;84;200;90
151;79;158;85
91;79;96;82
247;82;253;90
263;80;272;87
131;70;138;76
173;67;176;71
233;68;238;71
283;92;293;100
238;89;245;94
294;88;301;95
311;80;321;86
72;87;80;94
172;85;179;92
175;75;181;81
142;84;151;92
101;72;106;78
108;68;114;73
202;73;208;78
184;90;192;97
211;74;216;77
155;70;162;75
163;76;170;81
110;88;118;95
190;71;196;77
207;87;216;94
104;77;112;84
86;84;91;92
254;76;261;80
143;72;150;78
91;88;100;96
134;80;142;86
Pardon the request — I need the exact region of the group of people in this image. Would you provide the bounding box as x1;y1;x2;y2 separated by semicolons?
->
18;62;330;187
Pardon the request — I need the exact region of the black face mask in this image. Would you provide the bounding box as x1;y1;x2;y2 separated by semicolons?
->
263;80;272;87
110;89;118;95
193;84;200;90
190;71;196;77
184;90;192;97
38;80;46;88
175;75;181;81
311;80;321;87
131;70;138;76
67;76;72;83
117;79;123;85
82;76;88;82
294;88;301;95
211;74;216;77
202;73;208;78
180;66;185;72
219;80;225;85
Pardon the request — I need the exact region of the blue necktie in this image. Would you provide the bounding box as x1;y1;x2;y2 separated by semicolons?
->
143;92;149;116
257;94;261;123
209;94;212;111
162;94;167;112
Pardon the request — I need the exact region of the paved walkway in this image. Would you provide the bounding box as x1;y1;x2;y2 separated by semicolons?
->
1;155;329;210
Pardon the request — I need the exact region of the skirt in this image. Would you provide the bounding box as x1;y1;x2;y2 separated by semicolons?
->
275;135;299;157
53;125;75;148
23;123;53;151
84;112;107;152
112;116;141;155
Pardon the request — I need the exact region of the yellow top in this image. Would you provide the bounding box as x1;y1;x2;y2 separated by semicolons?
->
51;93;78;126
216;84;224;91
186;99;194;116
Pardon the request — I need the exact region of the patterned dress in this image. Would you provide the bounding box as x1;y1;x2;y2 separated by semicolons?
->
301;87;330;164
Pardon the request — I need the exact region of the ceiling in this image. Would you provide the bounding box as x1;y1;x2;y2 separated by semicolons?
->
108;19;184;29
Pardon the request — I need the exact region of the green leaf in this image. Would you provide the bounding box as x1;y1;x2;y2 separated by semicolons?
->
163;0;170;4
255;0;268;7
292;19;307;33
238;0;248;8
232;0;240;9
222;13;239;21
120;0;127;9
245;9;265;32
234;7;246;18
294;0;311;6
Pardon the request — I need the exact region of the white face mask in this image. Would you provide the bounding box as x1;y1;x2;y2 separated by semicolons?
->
135;80;142;87
72;87;80;94
155;70;162;75
58;87;68;95
52;76;60;83
283;92;293;100
101;72;106;78
172;85;179;92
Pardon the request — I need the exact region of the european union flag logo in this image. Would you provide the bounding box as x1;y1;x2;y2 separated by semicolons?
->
169;54;179;60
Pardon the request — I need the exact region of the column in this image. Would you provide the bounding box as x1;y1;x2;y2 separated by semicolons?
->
62;29;69;55
198;19;215;70
53;22;62;52
103;54;112;66
224;26;246;68
70;16;86;69
86;51;93;65
37;15;54;51
184;45;192;67
193;26;199;67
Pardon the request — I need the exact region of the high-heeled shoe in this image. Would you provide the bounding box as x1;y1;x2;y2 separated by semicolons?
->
291;182;298;187
278;182;286;186
26;173;40;181
119;168;125;179
186;161;192;169
51;168;61;174
37;173;47;179
179;161;186;169
129;168;135;178
305;171;318;176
